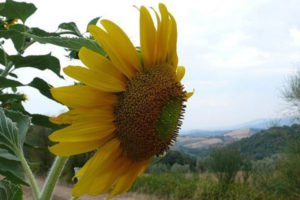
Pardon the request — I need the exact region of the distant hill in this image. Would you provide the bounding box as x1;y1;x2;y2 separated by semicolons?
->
174;128;260;155
181;116;300;136
228;124;300;160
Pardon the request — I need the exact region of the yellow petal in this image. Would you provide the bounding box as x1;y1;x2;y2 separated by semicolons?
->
156;3;170;64
49;120;115;142
185;89;195;100
79;47;125;82
64;66;126;92
168;14;178;67
50;111;73;124
88;25;136;79
50;107;114;125
72;139;121;197
51;85;118;108
176;66;185;82
101;20;141;71
140;6;156;68
49;138;109;156
88;154;132;195
107;158;150;199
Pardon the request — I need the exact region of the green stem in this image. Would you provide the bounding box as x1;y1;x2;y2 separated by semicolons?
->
17;150;40;200
39;156;68;200
70;197;78;200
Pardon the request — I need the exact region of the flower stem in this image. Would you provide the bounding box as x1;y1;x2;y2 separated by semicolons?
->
18;150;40;200
39;156;68;200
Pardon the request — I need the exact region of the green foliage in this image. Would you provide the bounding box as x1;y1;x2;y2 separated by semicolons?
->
156;150;197;171
87;17;101;30
147;163;168;174
230;124;300;160
58;22;82;37
208;147;243;187
0;0;36;23
170;163;190;173
24;32;105;56
0;0;105;130
0;179;23;200
131;173;198;200
10;53;63;78
0;108;30;185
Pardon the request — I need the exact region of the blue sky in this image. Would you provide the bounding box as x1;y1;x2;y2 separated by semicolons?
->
6;0;300;130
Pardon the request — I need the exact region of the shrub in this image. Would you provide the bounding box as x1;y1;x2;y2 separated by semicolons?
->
170;163;190;173
131;173;198;199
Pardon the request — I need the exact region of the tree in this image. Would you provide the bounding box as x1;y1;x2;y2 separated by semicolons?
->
208;147;243;190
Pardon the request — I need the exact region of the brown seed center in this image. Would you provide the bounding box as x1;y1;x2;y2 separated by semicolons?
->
114;65;185;161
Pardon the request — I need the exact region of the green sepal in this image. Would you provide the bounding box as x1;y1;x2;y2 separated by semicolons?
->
156;98;182;141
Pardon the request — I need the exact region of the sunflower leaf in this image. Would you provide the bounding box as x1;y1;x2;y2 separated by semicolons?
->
0;179;23;200
23;32;106;56
0;24;26;53
9;54;63;78
87;17;101;31
0;48;9;67
27;77;54;100
0;108;31;150
0;108;30;185
59;22;82;37
0;77;23;88
29;27;60;37
0;0;37;23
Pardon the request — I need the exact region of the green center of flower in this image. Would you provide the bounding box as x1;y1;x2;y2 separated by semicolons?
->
114;65;185;161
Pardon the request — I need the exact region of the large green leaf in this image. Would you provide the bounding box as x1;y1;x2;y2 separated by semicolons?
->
3;108;31;145
10;54;63;78
29;27;59;37
0;156;27;185
59;22;82;37
24;32;106;56
0;24;26;53
0;179;23;200
0;77;55;101
0;77;22;88
27;77;54;100
0;93;25;105
0;108;30;185
0;48;9;67
0;0;36;23
0;149;19;161
0;108;30;150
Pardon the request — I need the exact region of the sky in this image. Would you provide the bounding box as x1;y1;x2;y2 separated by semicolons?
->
4;0;300;130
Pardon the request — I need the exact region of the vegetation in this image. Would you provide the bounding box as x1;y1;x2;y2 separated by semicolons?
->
21;120;300;200
227;124;300;159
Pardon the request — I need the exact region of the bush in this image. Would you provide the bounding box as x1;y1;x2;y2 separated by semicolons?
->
208;147;242;187
131;173;198;199
146;163;168;174
170;163;190;173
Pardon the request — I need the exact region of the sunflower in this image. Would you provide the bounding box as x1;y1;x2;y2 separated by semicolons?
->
49;3;193;199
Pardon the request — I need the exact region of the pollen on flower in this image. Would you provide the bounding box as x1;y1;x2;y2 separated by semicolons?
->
114;65;186;161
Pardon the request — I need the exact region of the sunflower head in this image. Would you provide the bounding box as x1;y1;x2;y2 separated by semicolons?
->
115;64;186;161
49;3;193;199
